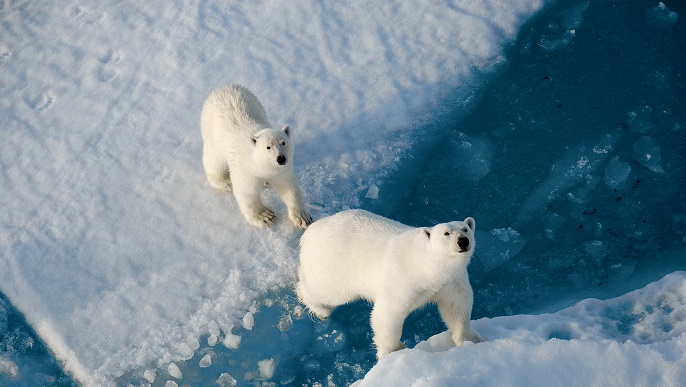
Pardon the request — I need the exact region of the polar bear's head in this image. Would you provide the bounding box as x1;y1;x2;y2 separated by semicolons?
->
251;125;294;172
423;217;476;258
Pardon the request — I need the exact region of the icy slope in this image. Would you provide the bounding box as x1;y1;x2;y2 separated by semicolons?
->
0;0;546;384
356;271;686;386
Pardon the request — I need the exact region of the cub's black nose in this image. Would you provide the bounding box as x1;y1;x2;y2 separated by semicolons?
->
277;155;287;165
457;236;470;251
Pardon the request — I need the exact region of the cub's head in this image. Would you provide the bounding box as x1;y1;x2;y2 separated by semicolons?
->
423;217;476;259
252;125;294;169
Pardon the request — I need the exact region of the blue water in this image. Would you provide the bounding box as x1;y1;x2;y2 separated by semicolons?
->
2;0;685;385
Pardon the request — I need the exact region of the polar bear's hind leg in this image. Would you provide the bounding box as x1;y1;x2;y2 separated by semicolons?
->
295;280;333;320
202;149;232;193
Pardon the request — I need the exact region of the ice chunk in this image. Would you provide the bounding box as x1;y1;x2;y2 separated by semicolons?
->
143;369;156;383
544;213;566;241
208;334;218;347
476;228;526;272
517;131;620;226
199;354;212;368
645;2;677;28
538;2;589;52
215;373;237;387
165;381;178;387
0;356;19;379
604;156;631;188
365;184;379;199
278;314;293;332
313;328;347;354
584;240;608;264
222;333;242;350
608;258;637;285
627;106;657;133
167;362;182;379
208;321;220;337
446;133;494;184
185;336;200;352
176;342;194;360
242;311;255;330
258;358;276;380
633;136;665;173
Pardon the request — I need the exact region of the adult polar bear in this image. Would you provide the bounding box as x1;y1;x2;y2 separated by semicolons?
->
201;84;312;228
296;209;484;359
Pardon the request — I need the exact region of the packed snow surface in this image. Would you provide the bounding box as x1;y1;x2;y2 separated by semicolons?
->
356;271;686;386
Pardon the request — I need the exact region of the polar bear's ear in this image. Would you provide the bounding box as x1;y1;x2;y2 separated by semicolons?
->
252;135;258;145
282;125;290;136
423;228;431;239
465;217;475;231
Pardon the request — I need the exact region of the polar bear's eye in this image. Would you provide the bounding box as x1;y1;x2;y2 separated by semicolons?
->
281;141;286;146
267;146;271;150
444;231;450;236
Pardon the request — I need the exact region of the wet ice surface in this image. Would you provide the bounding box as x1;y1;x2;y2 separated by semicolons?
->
387;0;686;318
1;0;685;386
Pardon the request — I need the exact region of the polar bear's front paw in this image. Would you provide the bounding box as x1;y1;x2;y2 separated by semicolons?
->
249;208;276;228
454;329;485;346
290;210;313;229
375;341;406;359
465;329;485;344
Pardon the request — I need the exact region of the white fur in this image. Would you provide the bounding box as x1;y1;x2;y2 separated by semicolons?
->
296;209;484;358
200;84;312;229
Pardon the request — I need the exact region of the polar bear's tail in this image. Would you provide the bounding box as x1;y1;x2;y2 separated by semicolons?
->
293;266;307;303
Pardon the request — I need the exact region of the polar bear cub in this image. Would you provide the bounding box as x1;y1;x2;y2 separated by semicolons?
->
296;209;484;358
200;84;312;229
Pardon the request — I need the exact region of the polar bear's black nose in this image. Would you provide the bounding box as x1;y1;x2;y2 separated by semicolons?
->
457;236;470;251
277;155;287;165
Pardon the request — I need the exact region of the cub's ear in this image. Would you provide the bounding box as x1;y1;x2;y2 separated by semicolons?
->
465;217;475;231
423;228;431;239
252;135;258;144
282;125;290;136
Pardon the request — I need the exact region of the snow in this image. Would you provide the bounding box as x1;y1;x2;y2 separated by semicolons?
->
1;0;685;386
355;271;686;386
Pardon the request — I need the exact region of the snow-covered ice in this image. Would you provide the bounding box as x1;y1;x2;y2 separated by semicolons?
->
356;272;686;386
1;0;685;386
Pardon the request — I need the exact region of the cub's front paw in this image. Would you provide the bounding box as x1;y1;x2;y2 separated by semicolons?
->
249;208;276;228
290;210;313;229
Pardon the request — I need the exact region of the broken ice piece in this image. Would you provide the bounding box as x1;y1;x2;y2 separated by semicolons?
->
200;354;212;368
242;311;255;330
167;362;182;379
633;136;665;173
604;156;631;188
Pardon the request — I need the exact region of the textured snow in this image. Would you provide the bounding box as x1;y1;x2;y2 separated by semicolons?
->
356;271;686;386
0;0;548;384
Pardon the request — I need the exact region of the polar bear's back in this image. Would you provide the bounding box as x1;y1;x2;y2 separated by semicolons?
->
200;84;271;140
299;209;411;302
